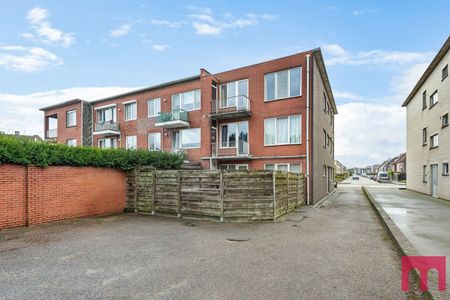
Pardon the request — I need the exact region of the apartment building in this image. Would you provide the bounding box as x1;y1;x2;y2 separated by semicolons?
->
40;49;337;204
402;36;450;200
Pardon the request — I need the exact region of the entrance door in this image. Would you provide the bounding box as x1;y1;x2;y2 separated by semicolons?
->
430;164;438;198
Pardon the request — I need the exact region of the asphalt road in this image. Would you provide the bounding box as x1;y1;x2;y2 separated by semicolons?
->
0;187;414;299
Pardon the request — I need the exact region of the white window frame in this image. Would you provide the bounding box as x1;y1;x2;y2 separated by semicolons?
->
219;121;249;148
180;128;201;149
442;113;449;127
430;90;438;107
264;163;300;172
148;98;161;118
172;89;201;111
124;101;137;121
219;79;249;108
125;135;137;150
220;164;249;170
148;132;161;151
98;137;117;149
430;134;439;148
66;139;76;147
264;67;302;101
264;115;302;146
66;110;76;127
97;106;117;123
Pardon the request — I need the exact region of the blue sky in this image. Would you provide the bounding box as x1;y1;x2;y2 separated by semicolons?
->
1;1;449;167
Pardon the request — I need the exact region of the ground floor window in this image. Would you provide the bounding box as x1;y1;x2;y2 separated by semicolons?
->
148;132;161;151
98;137;118;149
264;163;301;173
220;164;248;170
423;165;427;183
172;128;201;149
126;135;137;150
66;139;76;147
443;163;449;176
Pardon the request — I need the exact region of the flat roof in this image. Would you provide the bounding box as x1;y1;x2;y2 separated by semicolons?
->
402;36;450;107
39;99;84;111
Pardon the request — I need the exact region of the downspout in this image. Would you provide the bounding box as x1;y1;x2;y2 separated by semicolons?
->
80;101;84;146
306;53;311;205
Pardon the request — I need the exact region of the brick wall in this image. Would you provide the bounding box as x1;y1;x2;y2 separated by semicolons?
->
0;164;126;230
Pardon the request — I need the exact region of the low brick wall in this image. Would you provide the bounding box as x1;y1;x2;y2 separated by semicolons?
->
0;164;126;230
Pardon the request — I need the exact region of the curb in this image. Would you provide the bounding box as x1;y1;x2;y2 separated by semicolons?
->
362;186;447;300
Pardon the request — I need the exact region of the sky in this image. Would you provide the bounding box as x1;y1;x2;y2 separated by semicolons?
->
0;1;449;168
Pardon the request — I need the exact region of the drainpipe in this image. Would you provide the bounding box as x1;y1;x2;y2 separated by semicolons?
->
306;53;311;205
80;101;84;146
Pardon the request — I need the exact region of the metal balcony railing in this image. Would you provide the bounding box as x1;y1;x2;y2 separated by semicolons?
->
46;129;57;138
211;95;250;115
211;141;249;157
94;121;119;132
156;109;189;123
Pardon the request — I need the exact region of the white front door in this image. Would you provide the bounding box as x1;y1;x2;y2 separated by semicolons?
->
430;164;438;198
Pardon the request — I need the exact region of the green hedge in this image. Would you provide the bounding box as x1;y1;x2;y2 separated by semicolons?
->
0;136;184;171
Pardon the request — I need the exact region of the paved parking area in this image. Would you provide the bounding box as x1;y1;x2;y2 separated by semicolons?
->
0;187;413;299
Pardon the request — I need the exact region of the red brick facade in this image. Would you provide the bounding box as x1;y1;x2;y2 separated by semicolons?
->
0;164;126;230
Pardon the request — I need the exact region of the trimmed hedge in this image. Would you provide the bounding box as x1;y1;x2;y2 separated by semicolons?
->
0;136;184;171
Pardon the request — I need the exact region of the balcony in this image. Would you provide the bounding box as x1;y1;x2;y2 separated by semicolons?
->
93;121;120;135
155;109;189;129
211;141;251;160
45;129;58;142
210;95;251;120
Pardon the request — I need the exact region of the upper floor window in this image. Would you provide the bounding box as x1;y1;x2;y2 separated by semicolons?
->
148;98;161;117
97;106;117;123
442;113;449;128
323;129;327;147
323;93;327;113
219;79;248;108
430;134;438;149
264;67;301;101
124;101;137;121
264;115;301;145
172;89;201;111
66;139;76;147
66;110;76;127
442;64;448;80
126;135;137;150
148;133;161;151
422;91;427;110
430;90;438;108
422;127;427;146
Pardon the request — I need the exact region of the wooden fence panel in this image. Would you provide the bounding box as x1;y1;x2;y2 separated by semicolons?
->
154;170;179;215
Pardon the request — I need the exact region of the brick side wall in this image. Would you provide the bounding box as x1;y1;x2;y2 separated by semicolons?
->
0;164;126;230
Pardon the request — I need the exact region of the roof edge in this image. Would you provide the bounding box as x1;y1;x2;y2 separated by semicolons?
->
312;48;338;114
39;98;84;112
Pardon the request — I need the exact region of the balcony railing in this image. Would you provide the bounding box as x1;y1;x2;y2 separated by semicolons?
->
155;109;189;128
211;141;250;158
210;95;251;119
46;129;57;139
94;121;120;133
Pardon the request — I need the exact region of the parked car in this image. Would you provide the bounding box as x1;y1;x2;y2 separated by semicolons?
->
377;172;392;183
352;176;359;180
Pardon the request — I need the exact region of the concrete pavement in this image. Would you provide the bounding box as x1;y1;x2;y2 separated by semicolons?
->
0;186;415;299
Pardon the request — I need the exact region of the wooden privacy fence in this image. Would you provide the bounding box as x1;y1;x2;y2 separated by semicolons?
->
126;168;305;222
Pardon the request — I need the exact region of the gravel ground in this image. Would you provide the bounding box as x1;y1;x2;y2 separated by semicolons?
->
0;186;416;299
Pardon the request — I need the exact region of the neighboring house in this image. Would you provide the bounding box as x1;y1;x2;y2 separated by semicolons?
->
0;131;42;142
392;153;406;173
40;49;337;204
402;36;450;200
334;160;347;175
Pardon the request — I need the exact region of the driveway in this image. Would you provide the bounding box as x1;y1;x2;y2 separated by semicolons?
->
0;186;413;299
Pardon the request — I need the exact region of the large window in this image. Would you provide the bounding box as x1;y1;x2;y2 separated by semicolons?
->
264;115;301;145
126;135;137;150
66;110;76;127
172;89;201;111
264;67;301;101
430;90;438;107
148;133;161;151
177;128;201;149
148;98;161;117
220;79;248;108
98;137;117;149
265;163;300;173
430;134;439;148
124;101;137;121
66;139;76;147
97;106;117;123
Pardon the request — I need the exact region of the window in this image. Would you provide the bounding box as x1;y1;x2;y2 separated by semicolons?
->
290;164;301;173
98;138;117;149
66;139;76;147
66;110;76;127
126;135;137;150
148;133;161;151
443;64;448;80
323;165;327;177
430;134;438;148
180;128;200;149
430;90;438;107
323;129;327;147
265;163;300;172
442;113;449;128
220;164;248;170
423;165;427;183
220;122;248;149
264;67;301;101
97;106;117;123
124;101;137;121
323;93;327;113
443;163;449;176
422;91;427;110
264;115;301;145
172;89;201;111
148;98;161;117
422;127;427;145
219;79;248;108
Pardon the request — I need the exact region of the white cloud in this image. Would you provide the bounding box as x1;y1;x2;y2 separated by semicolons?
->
151;44;168;51
353;9;378;16
192;22;223;36
150;19;186;28
322;43;434;66
333;90;363;101
0;86;140;136
0;45;61;72
391;63;429;96
335;102;405;167
24;7;75;47
260;14;279;20
110;23;132;37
